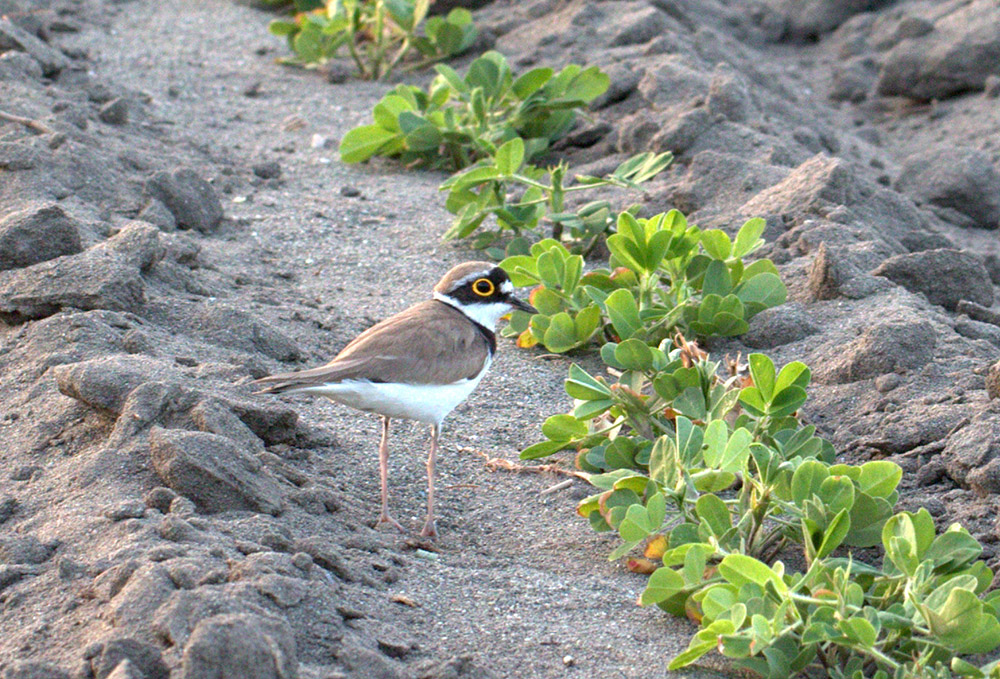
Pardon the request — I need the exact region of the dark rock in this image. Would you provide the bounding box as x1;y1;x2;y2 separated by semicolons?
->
756;0;891;42
987;361;1000;400
252;161;281;179
874;373;901;393
145;486;177;514
138;198;177;232
743;302;818;348
340;186;361;198
876;1;1000;100
817;316;937;384
986;75;1000;98
146;168;224;233
291;537;357;582
0;17;70;75
87;637;169;679
608;7;668;46
191;302;301;362
0;53;41;87
742;155;859;221
91;561;140;602
153;588;272;648
894;147;1000;230
181;613;298;679
829;55;877;103
807;243;892;301
98;98;129;125
871;249;993;310
53;355;174;415
253;574;308;608
104;660;144;679
955;319;1000;346
0;534;56;564
337;643;409;679
915;458;946;487
945;414;1000;495
190;399;265;453
0;204;83;271
103;500;147;521
148;427;285;515
220;397;299;446
0;222;160;323
111;563;176;631
417;655;485;679
0;564;41;591
0;497;17;524
706;64;751;123
0;661;71;679
957;300;1000;327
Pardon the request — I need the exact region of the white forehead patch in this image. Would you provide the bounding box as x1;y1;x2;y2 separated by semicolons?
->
453;269;495;289
501;280;513;294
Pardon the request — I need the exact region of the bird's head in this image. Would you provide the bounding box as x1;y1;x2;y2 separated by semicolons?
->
433;261;536;329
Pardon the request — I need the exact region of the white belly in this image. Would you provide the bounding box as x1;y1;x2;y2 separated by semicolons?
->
292;358;491;425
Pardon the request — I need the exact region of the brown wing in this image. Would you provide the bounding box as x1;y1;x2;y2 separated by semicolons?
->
252;301;490;393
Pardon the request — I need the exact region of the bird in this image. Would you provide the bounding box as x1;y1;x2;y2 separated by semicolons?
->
251;261;536;538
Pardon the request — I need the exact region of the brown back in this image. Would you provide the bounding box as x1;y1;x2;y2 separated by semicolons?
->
253;300;491;392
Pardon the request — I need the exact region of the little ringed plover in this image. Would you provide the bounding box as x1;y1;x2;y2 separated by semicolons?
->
252;261;535;538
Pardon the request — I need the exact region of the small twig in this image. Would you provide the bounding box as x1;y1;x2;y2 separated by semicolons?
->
459;446;587;479
0;109;54;135
540;478;575;495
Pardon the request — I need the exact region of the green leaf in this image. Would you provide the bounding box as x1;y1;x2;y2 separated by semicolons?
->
736;272;787;311
817;508;851;559
773;361;811;393
541;414;587;441
543;312;579;352
605;288;641;340
701;229;732;260
837;617;877;647
519;440;568;460
494;137;525;175
702;260;733;296
339;125;399;163
733;218;766;259
748;354;776;402
768;385;807;418
791;460;828;506
696;494;731;537
512;67;554;98
718;554;787;594
565;364;612;400
927;588;1000;655
614;339;654;371
640;567;686;606
857;461;902;498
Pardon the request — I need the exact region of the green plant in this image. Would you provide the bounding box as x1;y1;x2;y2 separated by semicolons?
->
523;339;1000;678
498;211;787;353
439;137;671;254
339;51;610;169
269;0;477;79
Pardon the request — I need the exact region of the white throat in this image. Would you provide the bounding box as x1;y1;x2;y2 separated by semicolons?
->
434;292;510;330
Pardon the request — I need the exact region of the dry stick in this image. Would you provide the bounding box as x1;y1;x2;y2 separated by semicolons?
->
459;446;587;484
0;109;54;135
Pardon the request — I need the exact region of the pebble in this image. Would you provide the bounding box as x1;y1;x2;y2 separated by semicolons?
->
340;186;361;198
874;373;901;393
98;98;128;125
252;160;281;179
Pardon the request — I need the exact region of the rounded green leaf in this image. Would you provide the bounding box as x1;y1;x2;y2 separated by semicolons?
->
640;566;686;606
339;125;399;163
541;414;587;441
614;339;654;371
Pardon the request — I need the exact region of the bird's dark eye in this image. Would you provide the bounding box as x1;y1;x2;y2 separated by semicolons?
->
472;278;495;297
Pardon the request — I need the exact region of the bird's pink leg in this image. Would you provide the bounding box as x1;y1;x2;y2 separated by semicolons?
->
375;416;405;533
420;424;440;538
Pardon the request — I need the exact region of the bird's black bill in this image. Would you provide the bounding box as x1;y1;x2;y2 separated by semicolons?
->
508;295;537;314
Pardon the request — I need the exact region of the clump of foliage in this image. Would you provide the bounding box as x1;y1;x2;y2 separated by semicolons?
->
513;208;1000;678
339;51;610;169
439;137;671;256
269;0;477;80
497;212;786;353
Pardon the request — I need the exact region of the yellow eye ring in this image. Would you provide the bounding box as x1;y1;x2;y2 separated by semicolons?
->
472;278;495;297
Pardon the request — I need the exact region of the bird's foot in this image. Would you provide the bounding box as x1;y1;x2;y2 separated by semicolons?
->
376;513;407;534
419;519;437;539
